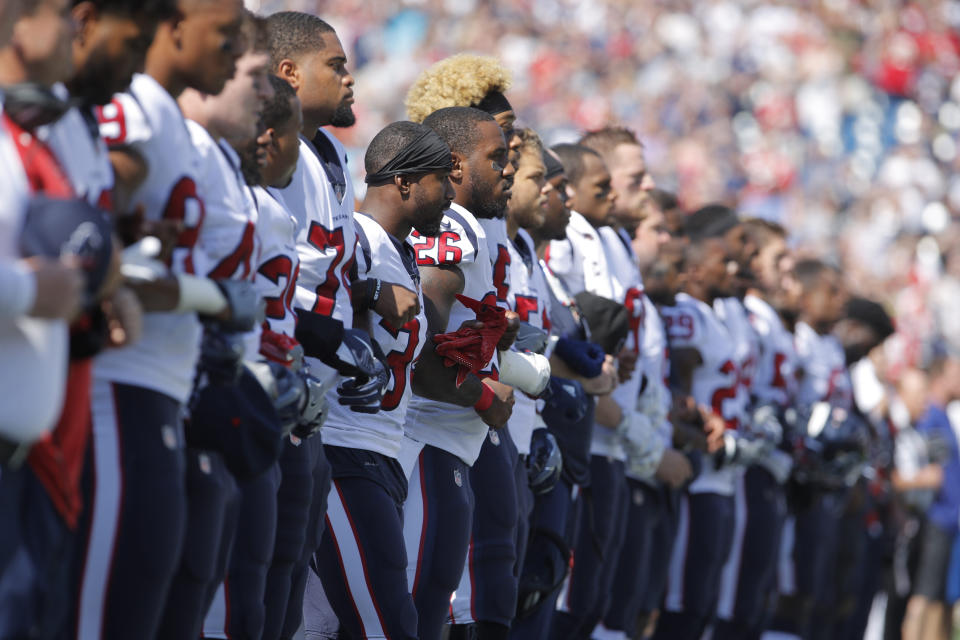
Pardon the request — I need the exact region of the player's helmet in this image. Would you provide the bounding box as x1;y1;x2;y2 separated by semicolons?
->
793;402;870;490
527;428;563;495
516;527;571;620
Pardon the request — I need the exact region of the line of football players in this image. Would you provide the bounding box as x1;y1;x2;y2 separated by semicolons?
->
0;2;883;640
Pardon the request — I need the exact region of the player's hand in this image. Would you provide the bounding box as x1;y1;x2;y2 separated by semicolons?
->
103;286;143;347
25;256;85;321
477;379;514;429
703;412;726;454
498;310;520;351
581;355;618;395
917;463;944;489
655;448;694;488
616;346;638;383
375;282;420;329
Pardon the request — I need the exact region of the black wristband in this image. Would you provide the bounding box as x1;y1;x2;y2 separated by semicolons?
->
370;278;382;306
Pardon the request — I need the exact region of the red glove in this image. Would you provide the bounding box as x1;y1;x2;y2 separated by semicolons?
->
260;329;304;368
433;294;508;387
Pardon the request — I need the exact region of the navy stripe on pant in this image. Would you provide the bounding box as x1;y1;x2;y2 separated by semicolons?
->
309;445;417;640
262;437;313;640
402;445;474;640
450;428;521;628
601;479;663;636
75;380;187;640
550;456;629;640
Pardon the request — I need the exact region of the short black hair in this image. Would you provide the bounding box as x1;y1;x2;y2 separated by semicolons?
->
649;188;678;211
846;297;894;341
265;11;335;71
685;203;738;241
550;143;600;186
71;0;177;18
364;121;429;175
261;75;298;131
421;106;495;156
792;258;833;290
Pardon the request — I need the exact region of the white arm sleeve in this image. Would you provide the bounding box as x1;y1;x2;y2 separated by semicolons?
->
0;261;35;317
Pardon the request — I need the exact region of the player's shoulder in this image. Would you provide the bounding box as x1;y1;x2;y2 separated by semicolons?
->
315;127;349;162
662;294;701;338
408;204;480;267
356;212;412;283
96;84;152;148
185;119;218;156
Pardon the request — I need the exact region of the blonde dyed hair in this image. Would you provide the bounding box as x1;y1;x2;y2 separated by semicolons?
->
405;54;512;123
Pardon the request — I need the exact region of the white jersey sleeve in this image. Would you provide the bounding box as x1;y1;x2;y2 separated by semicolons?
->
92;73;207;403
277;131;356;328
322;213;428;459
404;203;499;467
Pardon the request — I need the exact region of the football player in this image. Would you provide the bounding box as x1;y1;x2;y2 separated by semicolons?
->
79;1;250;637
402;105;517;640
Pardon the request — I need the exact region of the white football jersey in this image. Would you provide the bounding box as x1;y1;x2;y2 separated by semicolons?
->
188;123;259;282
254;186;299;340
484;222;547;455
0;110;69;440
322;213;427;459
546;210;615;300
276;131;356;330
598;226;646;460
745;294;797;409
404;203;499;467
40;87;113;208
641;292;673;460
187;122;263;362
795;321;852;410
714;297;760;428
93;73;207;403
662;293;742;495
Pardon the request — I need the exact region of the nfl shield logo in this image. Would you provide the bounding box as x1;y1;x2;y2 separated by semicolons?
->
454;468;463;487
489;430;500;446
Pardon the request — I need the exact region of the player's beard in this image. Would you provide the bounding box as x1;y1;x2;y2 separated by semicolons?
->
470;178;508;219
330;101;356;128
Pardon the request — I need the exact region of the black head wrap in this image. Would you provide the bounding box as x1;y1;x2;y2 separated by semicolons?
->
474;90;513;116
364;128;454;185
543;148;565;180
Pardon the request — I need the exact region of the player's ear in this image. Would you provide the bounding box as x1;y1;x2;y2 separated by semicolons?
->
395;175;412;197
449;152;464;183
71;2;97;47
276;60;300;91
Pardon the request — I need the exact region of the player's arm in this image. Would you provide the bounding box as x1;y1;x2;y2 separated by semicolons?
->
354;276;421;330
411;263;513;428
108;147;148;213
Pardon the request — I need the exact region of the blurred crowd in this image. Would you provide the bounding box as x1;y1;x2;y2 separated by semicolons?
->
248;0;960;369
